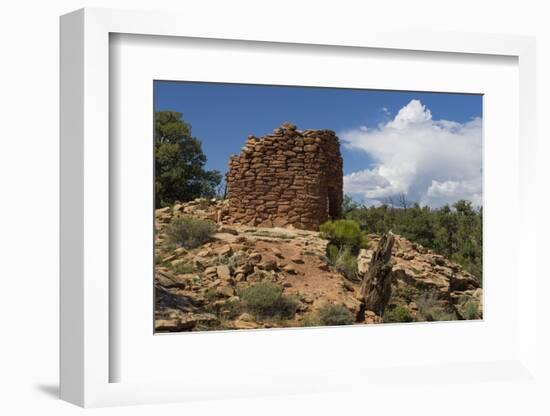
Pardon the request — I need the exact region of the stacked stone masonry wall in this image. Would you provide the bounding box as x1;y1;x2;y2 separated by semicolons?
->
226;123;343;230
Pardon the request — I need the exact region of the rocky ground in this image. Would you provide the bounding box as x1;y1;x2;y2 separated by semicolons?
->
155;199;483;332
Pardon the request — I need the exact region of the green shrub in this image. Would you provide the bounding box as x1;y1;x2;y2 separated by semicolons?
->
210;298;243;320
165;216;217;249
301;304;355;327
320;219;368;254
239;282;298;320
217;252;241;270
204;288;218;302
300;313;321;327
383;305;413;323
416;292;457;322
196;198;211;210
317;303;355;326
223;299;243;319
171;262;195;275
327;245;359;281
463;300;481;320
321;219;365;281
326;244;340;264
390;282;419;304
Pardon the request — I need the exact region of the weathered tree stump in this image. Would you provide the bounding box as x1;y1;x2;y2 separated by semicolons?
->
359;232;395;316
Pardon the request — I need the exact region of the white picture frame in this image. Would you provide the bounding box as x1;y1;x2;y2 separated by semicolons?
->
60;7;538;408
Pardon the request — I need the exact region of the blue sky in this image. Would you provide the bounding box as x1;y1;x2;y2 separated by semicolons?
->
154;81;482;207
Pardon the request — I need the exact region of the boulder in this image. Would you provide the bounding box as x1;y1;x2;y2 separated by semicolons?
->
260;259;278;271
155;272;180;289
282;264;296;274
216;285;235;298
290;255;304;264
204;266;218;277
247;252;262;265
154;311;219;332
234;313;259;329
218;226;239;235
216;265;232;280
218;245;233;257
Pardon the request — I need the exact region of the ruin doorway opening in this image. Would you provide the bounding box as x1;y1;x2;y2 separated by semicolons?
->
327;186;340;220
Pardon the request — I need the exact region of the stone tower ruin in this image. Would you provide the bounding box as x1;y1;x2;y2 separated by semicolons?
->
225;123;343;231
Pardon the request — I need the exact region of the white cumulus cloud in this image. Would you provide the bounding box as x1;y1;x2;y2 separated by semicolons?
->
341;99;482;207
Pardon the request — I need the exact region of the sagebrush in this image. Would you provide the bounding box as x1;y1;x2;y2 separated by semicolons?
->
239;282;298;320
463;300;481;320
165;216;217;249
416;292;457;322
383;305;413;323
306;303;355;326
326;245;359;281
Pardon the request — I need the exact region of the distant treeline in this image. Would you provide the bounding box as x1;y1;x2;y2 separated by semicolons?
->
342;196;482;283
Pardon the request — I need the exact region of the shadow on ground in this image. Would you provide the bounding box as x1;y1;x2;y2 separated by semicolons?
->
35;384;59;399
